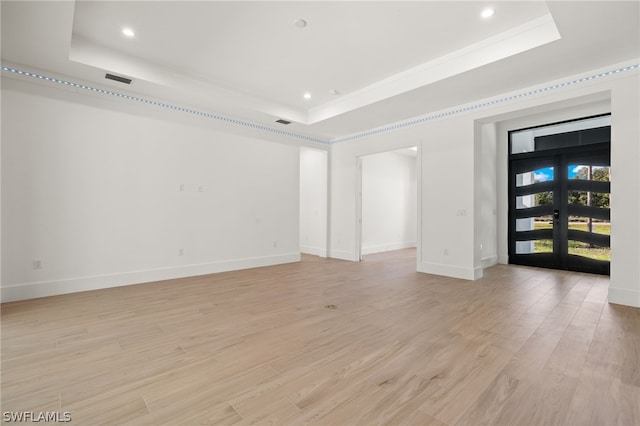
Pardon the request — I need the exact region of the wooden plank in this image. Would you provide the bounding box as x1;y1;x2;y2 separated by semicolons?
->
2;249;638;425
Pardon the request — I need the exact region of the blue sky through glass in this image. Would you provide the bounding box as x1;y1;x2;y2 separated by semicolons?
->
533;166;585;182
534;167;555;182
569;165;582;179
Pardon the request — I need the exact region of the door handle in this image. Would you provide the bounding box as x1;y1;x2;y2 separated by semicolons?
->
554;209;560;220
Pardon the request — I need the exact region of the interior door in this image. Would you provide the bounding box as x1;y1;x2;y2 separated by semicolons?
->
509;130;610;275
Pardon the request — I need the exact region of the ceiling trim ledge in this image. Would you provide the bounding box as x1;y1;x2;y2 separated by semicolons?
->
330;62;640;144
0;64;330;145
2;62;637;146
308;14;561;124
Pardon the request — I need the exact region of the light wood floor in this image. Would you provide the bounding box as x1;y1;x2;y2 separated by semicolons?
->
2;249;639;425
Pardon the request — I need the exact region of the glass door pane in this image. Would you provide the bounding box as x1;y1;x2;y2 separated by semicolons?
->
566;161;610;270
509;158;557;267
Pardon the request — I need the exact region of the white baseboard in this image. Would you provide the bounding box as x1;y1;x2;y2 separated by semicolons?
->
300;246;327;257
361;241;417;256
608;287;640;308
482;255;499;268
498;255;509;264
0;253;301;303
417;262;482;280
328;249;358;262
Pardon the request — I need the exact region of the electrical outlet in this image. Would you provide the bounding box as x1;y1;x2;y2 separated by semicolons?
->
179;184;185;192
443;249;448;256
178;248;184;256
33;260;42;269
273;241;278;247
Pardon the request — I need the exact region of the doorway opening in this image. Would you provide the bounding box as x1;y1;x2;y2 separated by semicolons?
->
357;147;418;263
508;114;611;275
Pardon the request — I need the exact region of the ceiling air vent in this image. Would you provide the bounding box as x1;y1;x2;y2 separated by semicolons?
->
105;73;132;85
275;119;291;125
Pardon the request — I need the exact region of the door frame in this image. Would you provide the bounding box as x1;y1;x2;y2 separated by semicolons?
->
508;121;611;275
355;146;420;263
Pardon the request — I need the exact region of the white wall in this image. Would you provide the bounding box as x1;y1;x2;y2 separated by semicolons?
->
420;118;478;279
329;133;421;262
1;77;301;302
329;117;478;279
2;62;638;308
361;150;416;255
610;76;640;307
299;147;328;257
477;122;498;268
328;62;640;307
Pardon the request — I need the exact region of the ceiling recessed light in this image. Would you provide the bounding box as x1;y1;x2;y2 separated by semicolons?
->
122;27;135;37
303;93;311;100
293;18;307;29
329;89;339;95
481;8;495;19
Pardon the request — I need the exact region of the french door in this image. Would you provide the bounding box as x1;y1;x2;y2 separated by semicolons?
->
509;127;611;275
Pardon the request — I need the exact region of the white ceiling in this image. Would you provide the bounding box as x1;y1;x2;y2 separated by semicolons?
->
2;1;639;141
